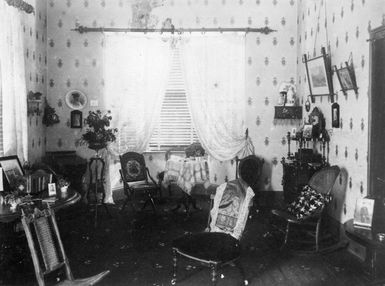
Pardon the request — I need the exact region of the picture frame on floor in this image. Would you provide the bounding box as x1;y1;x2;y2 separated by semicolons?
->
354;197;375;229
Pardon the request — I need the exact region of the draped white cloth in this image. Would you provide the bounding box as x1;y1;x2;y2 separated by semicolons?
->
102;34;170;202
0;2;28;161
103;33;170;154
181;34;253;161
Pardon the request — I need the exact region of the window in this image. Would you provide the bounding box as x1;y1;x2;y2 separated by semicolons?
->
148;46;198;151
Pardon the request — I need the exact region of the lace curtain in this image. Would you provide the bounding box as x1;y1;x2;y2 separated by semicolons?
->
102;34;170;202
181;34;254;161
0;1;28;161
103;33;170;154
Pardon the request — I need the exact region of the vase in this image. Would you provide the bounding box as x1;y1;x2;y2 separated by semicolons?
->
88;142;107;157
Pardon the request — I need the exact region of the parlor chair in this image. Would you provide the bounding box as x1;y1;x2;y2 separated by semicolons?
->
171;155;263;285
21;204;110;286
119;152;160;212
235;155;264;209
271;165;340;252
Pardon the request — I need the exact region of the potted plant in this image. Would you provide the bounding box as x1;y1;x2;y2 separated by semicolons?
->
80;110;118;153
57;177;70;192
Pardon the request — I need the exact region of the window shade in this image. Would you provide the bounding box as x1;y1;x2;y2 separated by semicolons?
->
148;46;198;151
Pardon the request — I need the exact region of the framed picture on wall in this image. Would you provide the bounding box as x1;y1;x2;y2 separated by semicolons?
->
65;90;88;110
0;155;24;186
335;61;358;95
303;47;334;103
331;102;340;128
70;110;83;128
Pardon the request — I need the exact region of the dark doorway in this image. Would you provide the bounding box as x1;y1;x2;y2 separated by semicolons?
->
369;26;385;197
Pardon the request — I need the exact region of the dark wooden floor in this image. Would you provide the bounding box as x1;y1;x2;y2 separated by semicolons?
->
0;193;379;286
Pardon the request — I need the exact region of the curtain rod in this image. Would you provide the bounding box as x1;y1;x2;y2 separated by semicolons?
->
72;25;276;35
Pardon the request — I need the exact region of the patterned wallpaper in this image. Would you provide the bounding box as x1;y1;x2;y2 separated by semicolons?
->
45;0;298;190
22;0;47;164
297;0;385;222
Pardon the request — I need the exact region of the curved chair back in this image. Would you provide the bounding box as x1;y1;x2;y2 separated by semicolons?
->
238;155;264;187
119;152;148;183
21;204;110;286
209;155;263;239
29;169;54;193
21;205;74;286
308;165;340;195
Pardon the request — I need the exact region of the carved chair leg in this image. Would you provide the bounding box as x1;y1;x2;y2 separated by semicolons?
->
281;222;290;250
103;203;111;217
101;191;112;218
168;184;172;197
171;249;177;285
94;201;98;228
210;263;217;286
120;198;129;212
234;260;248;285
149;197;156;212
315;220;321;252
141;192;156;213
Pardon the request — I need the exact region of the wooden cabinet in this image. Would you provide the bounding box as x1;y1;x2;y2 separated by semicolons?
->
281;159;325;203
345;219;385;280
281;132;329;203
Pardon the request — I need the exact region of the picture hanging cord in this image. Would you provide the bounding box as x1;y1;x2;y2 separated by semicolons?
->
313;0;330;55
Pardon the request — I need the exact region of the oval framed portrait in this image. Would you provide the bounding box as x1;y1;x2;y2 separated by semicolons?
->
65;90;88;110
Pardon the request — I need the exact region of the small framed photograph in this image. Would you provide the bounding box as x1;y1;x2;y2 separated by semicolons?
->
354;197;375;228
303;47;334;103
0;155;24;186
71;110;82;128
335;61;358;95
303;124;313;139
48;183;56;196
331;102;340;128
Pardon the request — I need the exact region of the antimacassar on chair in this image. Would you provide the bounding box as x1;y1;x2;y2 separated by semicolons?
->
171;155;263;285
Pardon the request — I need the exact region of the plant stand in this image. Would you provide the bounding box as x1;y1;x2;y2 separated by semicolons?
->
87;155;111;227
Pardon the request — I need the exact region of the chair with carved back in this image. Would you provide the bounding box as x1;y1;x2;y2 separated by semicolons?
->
21;203;110;286
119;152;160;212
171;155;263;285
271;165;341;252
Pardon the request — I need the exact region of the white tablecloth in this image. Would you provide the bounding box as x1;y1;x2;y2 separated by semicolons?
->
163;158;210;195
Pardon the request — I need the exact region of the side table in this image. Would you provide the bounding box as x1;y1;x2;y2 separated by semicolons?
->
344;219;385;280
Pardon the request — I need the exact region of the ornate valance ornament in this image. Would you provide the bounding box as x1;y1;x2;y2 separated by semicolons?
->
4;0;34;14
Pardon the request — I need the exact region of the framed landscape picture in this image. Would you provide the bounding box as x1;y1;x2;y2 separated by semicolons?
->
335;61;358;95
0;155;24;185
303;47;334;103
